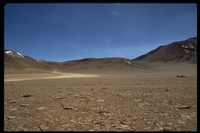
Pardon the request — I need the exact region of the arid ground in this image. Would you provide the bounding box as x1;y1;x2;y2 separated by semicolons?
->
4;63;197;131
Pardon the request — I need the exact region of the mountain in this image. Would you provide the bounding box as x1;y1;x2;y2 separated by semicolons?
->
133;37;197;63
4;49;58;73
4;36;197;74
56;57;154;73
4;50;154;74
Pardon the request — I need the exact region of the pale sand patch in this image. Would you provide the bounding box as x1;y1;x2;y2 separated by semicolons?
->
4;72;99;82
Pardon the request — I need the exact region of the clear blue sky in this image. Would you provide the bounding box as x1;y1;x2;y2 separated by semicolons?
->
4;3;197;62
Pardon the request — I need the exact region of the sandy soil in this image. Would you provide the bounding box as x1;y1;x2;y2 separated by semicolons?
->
4;72;99;82
4;70;197;131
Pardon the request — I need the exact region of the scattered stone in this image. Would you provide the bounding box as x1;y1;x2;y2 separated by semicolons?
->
10;108;18;111
97;99;104;102
20;104;30;107
177;74;186;78
97;110;109;114
22;128;28;131
73;94;81;98
62;105;77;111
173;104;181;108
36;107;46;111
17;126;24;131
53;97;65;100
91;107;99;110
22;94;32;97
39;125;49;131
119;120;126;125
181;113;191;119
8;100;16;104
134;99;142;102
143;127;151;130
162;99;170;103
120;124;130;130
178;105;191;109
8;116;16;120
70;119;76;123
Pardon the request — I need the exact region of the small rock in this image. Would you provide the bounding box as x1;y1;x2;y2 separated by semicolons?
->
63;105;77;111
178;105;191;109
91;107;99;110
10;108;18;111
134;99;142;102
97;99;104;102
97;110;109;114
20;104;30;107
120;124;130;130
177;74;186;78
8;100;16;104
70;119;76;123
22;94;32;97
36;107;46;111
22;128;28;131
53;97;65;100
8;116;16;120
39;125;49;131
119;120;126;125
181;113;191;119
101;87;107;89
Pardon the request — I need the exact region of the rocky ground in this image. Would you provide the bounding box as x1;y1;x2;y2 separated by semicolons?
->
4;73;197;131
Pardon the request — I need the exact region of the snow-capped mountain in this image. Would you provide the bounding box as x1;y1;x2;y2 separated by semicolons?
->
4;49;58;71
133;36;197;63
4;36;197;73
5;49;24;58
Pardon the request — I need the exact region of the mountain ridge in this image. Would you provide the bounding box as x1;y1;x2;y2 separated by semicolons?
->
133;36;197;63
4;36;197;74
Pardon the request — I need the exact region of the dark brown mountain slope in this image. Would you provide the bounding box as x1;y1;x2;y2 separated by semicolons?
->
4;49;155;74
56;57;154;73
4;36;197;74
4;49;58;73
133;37;197;63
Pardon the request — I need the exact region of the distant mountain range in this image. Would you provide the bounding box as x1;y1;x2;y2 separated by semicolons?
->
4;36;197;73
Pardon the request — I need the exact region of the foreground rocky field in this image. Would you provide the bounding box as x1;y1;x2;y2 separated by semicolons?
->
4;73;197;131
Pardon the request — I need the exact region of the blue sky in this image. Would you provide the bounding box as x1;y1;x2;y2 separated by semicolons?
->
4;3;197;62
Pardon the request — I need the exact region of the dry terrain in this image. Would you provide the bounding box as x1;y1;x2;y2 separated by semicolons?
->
4;64;197;131
4;37;197;131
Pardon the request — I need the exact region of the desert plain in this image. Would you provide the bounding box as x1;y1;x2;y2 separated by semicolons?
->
4;62;197;131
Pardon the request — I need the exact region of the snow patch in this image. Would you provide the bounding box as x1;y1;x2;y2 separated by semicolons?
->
124;60;131;65
17;52;22;56
5;51;13;55
184;49;190;54
5;50;24;58
182;43;194;49
16;52;24;58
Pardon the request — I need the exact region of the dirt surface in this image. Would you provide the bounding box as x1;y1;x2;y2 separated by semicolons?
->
4;71;197;131
4;72;99;82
